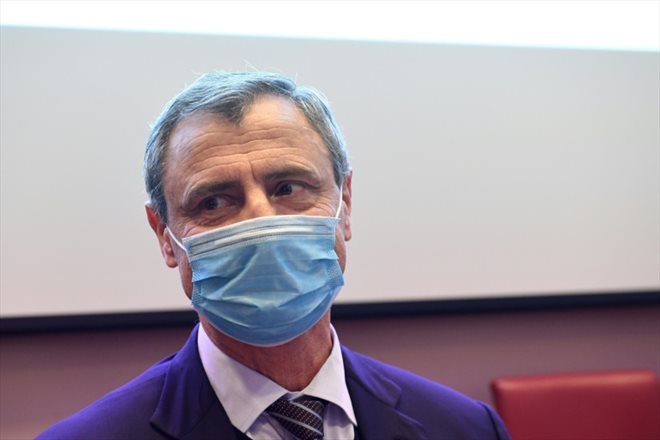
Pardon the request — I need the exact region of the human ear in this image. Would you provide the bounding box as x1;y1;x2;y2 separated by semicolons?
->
145;203;178;268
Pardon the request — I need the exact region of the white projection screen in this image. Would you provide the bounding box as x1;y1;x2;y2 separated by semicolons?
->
1;26;659;319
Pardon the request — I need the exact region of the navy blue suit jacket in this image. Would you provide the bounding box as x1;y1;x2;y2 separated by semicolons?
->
38;326;510;440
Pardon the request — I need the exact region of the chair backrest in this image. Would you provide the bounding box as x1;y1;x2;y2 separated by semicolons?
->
491;369;660;440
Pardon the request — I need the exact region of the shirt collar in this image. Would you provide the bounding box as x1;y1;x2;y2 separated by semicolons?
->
197;324;357;433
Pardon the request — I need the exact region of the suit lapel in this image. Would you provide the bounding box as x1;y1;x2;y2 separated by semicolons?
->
342;346;429;440
150;325;238;440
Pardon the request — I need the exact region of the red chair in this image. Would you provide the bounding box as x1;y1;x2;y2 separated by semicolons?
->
491;369;660;440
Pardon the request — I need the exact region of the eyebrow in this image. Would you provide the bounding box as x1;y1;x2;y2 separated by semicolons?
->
179;165;323;209
263;165;322;184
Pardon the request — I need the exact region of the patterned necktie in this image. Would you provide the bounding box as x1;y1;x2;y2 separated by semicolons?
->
266;396;327;440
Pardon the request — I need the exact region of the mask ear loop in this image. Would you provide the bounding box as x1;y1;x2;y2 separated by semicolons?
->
335;184;343;218
166;227;187;255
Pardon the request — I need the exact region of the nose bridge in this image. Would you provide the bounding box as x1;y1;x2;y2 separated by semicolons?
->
243;184;276;219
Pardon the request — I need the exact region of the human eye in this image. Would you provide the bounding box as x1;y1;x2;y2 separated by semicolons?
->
200;195;229;211
274;182;305;197
193;194;236;225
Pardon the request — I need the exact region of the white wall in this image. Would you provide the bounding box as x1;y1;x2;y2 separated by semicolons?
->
1;26;658;317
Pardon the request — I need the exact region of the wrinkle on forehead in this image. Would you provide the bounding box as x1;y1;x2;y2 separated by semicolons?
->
167;127;330;185
169;94;317;155
175;130;322;165
166;99;327;169
179;149;325;193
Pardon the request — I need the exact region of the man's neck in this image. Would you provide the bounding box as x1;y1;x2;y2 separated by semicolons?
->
200;314;333;391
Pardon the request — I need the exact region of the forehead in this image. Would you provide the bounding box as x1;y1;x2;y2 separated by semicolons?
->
163;95;333;187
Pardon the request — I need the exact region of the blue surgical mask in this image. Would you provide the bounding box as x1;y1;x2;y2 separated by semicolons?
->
168;203;344;347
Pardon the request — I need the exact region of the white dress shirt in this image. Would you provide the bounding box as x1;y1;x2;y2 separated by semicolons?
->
197;324;357;440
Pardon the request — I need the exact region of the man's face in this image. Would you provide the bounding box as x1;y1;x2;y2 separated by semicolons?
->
147;95;352;298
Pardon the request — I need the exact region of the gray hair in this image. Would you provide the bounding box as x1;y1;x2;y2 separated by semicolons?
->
144;71;350;222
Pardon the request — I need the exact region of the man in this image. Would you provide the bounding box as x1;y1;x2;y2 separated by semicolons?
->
38;71;510;440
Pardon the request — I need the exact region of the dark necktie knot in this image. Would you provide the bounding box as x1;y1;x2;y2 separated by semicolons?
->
266;396;327;440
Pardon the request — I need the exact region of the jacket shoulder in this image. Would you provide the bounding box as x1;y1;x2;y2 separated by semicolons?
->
342;346;510;440
36;354;173;440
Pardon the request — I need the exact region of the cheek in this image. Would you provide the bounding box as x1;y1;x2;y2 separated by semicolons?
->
334;230;347;273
